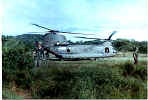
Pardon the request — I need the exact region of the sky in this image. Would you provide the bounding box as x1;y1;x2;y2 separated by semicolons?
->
1;0;148;41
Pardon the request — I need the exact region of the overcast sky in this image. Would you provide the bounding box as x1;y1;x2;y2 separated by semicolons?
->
1;0;148;41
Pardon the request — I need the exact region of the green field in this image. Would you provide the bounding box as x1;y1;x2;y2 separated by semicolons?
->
3;55;147;99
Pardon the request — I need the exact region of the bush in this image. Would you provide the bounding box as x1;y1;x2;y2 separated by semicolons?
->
30;66;128;99
133;65;147;81
121;62;135;76
31;66;78;99
112;39;147;53
3;88;23;99
121;61;147;81
2;41;34;88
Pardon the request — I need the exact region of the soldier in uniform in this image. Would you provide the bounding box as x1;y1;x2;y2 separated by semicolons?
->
133;47;138;64
34;41;44;67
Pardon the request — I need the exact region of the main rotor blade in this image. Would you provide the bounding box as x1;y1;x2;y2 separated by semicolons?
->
57;31;94;35
75;36;100;39
32;24;99;35
27;32;46;33
32;24;53;31
69;32;94;35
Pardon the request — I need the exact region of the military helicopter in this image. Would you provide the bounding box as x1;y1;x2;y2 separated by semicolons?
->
32;24;117;61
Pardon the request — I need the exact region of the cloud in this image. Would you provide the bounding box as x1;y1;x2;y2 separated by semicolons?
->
2;0;148;41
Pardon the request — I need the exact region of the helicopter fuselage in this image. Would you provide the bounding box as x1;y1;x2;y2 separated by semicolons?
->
47;41;117;59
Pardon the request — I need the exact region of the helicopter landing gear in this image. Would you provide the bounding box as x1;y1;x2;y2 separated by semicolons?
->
44;50;50;60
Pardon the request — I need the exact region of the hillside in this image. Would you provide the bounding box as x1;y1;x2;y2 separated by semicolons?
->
16;34;44;43
2;34;147;54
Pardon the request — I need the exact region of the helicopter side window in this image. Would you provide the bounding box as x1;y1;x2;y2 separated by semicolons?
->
105;47;109;53
67;48;70;53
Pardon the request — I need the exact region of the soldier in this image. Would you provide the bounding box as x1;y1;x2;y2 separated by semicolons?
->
133;47;138;64
35;41;44;67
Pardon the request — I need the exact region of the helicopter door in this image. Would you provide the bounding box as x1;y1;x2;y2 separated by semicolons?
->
105;47;109;53
66;47;71;53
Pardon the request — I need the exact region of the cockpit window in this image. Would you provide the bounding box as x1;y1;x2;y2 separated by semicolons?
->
105;47;109;53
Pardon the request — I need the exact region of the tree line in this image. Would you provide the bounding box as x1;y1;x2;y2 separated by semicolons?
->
2;35;147;53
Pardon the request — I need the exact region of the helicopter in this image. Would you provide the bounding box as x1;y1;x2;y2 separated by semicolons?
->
32;24;117;62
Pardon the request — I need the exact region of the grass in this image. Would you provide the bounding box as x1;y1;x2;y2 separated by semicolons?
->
29;57;147;99
2;88;23;99
3;55;147;99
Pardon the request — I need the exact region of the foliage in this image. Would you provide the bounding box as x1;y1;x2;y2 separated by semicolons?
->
3;58;147;99
112;39;147;53
16;34;43;43
2;36;147;99
137;41;147;54
2;40;34;88
30;63;147;99
121;61;147;81
2;88;23;99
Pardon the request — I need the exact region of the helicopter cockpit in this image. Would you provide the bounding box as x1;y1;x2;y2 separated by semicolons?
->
43;33;69;48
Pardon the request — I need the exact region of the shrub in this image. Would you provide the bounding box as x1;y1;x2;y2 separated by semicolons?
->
121;62;135;76
2;41;34;88
3;88;23;99
30;66;128;99
121;61;147;81
31;66;78;99
133;65;147;81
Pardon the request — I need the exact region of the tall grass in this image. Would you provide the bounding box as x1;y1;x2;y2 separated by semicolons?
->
29;61;147;99
2;43;147;99
2;88;23;99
